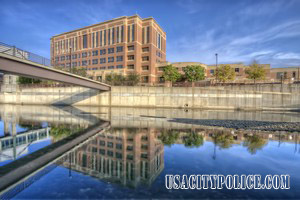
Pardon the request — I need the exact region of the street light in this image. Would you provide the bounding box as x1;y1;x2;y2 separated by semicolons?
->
215;53;218;83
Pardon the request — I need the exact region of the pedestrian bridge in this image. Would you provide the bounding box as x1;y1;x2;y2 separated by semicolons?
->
0;42;110;91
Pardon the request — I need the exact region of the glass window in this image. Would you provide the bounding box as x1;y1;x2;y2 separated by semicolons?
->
128;55;134;60
235;68;240;72
92;59;98;65
116;152;122;159
210;69;214;74
116;143;122;149
108;48;114;54
142;56;149;61
100;140;105;146
107;142;113;148
108;66;114;69
92;50;98;56
107;151;114;157
100;49;106;55
128;45;134;51
142;47;149;52
82;52;87;58
82;60;87;66
99;149;105;155
127;64;134;70
116;56;123;62
116;46;123;52
108;57;114;63
116;65;123;69
142;65;149;70
72;54;77;59
100;58;106;64
60;56;65;61
83;34;87;49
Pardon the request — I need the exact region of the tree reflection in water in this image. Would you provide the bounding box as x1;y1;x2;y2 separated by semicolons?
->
243;134;267;154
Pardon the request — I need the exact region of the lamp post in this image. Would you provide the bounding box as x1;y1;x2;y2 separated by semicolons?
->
69;47;72;73
215;53;218;83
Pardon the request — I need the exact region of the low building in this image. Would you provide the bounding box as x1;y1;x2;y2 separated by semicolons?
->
270;67;300;82
206;63;271;81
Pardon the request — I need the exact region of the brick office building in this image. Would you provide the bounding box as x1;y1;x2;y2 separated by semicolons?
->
50;15;166;84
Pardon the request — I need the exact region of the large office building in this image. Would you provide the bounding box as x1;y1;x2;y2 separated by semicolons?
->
50;15;166;84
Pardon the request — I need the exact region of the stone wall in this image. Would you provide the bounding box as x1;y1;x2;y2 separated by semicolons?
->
0;85;299;111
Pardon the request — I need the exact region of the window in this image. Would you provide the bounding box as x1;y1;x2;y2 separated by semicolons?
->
66;63;70;67
142;76;149;83
116;143;122;149
99;140;105;146
100;66;106;70
82;52;87;58
92;50;98;56
100;58;106;64
127;64;134;70
100;49;106;55
128;45;134;51
142;27;145;44
146;27;150;43
142;56;149;61
116;46;123;52
128;55;134;60
78;62;80;66
142;65;149;70
108;57;114;63
235;68;240;72
159;76;164;83
107;151;113;157
72;54;77;59
83;34;87;48
99;149;105;155
141;153;148;159
116;56;123;62
112;27;115;44
132;24;135;41
127;154;133;160
92;59;98;65
72;62;77;67
97;76;102;81
116;152;122;159
127;146;133;151
60;56;65;61
82;60;87;66
108;66;114;69
108;48;114;54
55;57;59;61
104;30;106;46
142;47;149;52
108;29;111;45
293;71;296;78
156;51;161;57
121;25;124;42
116;65;123;69
210;69;214;74
158;67;164;71
78;53;80;58
107;142;113;148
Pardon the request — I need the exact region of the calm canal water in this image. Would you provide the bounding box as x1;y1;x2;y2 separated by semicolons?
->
0;105;299;199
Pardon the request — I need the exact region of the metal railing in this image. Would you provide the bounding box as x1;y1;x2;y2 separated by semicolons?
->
0;41;51;67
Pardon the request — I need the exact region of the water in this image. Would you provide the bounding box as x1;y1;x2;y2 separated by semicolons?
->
0;104;299;199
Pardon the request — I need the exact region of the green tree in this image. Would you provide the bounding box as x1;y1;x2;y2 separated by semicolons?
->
212;132;235;149
17;77;41;84
105;73;125;86
183;65;206;86
158;130;180;146
243;134;267;154
162;65;181;86
183;132;204;148
126;72;140;86
245;61;266;83
215;65;235;83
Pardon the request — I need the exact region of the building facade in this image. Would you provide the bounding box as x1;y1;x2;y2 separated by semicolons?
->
50;15;166;84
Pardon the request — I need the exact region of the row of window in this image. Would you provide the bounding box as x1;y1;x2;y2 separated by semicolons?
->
85;65;124;70
55;46;125;61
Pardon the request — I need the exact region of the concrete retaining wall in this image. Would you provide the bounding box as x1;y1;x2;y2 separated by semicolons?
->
0;85;299;111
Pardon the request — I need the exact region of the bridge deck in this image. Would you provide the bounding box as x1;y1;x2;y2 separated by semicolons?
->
0;52;110;91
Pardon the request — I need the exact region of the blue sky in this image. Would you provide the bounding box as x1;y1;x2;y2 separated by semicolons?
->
0;0;300;67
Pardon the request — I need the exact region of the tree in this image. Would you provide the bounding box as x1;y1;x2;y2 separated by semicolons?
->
162;65;181;87
105;73;125;86
212;132;235;149
245;61;266;83
126;72;140;86
183;65;205;87
158;130;180;146
17;77;41;84
243;134;267;154
183;132;204;148
214;65;235;83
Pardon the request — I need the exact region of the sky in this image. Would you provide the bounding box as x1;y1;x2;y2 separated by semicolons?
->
0;0;300;67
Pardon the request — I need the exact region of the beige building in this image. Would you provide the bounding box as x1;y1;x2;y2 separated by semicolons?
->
270;67;300;82
50;15;166;84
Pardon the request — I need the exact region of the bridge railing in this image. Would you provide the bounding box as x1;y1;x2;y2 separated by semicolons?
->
0;41;51;67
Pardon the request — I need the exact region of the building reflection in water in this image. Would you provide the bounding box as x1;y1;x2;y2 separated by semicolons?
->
59;127;164;188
